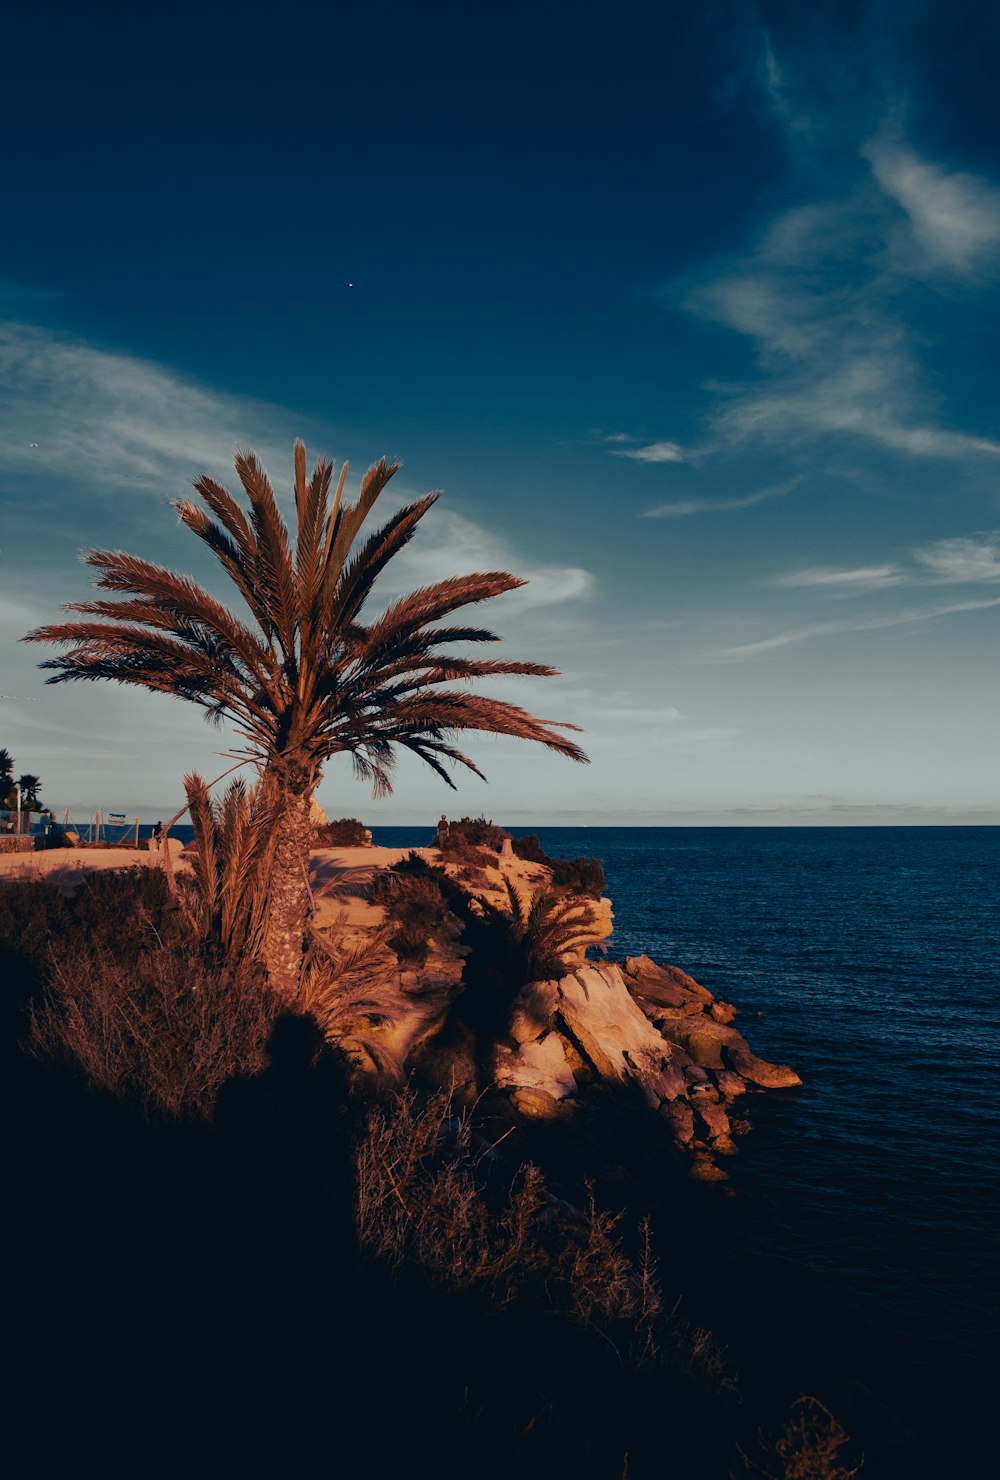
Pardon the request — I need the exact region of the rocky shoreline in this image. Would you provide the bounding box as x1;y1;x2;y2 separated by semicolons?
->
316;840;802;1183
1;830;801;1183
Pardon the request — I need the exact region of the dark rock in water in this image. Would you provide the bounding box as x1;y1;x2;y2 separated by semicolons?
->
690;1151;728;1182
664;1020;727;1069
710;1001;738;1024
624;954;715;1007
691;1086;732;1146
659;1016;802;1089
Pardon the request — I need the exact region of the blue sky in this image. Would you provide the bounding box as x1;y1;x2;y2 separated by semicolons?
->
2;0;999;823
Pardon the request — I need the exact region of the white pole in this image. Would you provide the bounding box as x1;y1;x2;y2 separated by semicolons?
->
15;783;21;835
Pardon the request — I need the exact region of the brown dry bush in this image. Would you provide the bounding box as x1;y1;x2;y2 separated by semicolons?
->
355;1085;661;1331
509;836;606;898
435;816;508;852
29;942;283;1122
549;854;606;900
741;1396;862;1480
315;817;370;846
368;854;465;967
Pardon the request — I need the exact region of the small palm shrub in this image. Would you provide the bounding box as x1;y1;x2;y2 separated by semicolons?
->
454;881;599;1054
178;773;274;963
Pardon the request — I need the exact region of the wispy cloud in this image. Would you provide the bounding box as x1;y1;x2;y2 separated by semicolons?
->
769;563;903;590
771;533;1000;594
0;321;305;492
642;476;799;519
913;533;1000;583
863;137;1000;278
703;596;1000;662
0;319;594;619
374;503;594;613
673;77;1000;465
611;439;685;464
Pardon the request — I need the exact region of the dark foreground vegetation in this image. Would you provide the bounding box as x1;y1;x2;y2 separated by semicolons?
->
3;869;877;1477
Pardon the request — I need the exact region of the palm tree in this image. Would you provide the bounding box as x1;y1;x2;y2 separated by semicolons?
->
25;443;587;996
17;774;42;809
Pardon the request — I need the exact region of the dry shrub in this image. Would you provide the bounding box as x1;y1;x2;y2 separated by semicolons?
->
511;832;547;864
549;855;606;900
509;837;606;899
369;854;464;967
355;1086;661;1331
741;1396;862;1480
29;942;283;1121
435;816;508;852
315;818;370;846
439;834;495;872
0;877;73;976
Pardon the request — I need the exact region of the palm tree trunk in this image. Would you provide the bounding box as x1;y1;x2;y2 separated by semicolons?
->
261;776;315;1000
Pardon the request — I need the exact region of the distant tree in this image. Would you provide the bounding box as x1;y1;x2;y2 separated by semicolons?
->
17;774;42;809
0;750;15;809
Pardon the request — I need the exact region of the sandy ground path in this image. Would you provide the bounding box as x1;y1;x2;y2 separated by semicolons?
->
0;840;189;893
0;842;421;908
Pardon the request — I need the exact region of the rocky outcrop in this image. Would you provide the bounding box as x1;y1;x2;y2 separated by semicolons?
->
491;956;799;1180
556;964;687;1107
313;844;800;1184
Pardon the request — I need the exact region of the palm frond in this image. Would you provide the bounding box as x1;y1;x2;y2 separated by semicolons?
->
233;448;299;655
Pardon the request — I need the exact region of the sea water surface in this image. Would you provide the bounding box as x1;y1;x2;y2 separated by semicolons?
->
372;824;1000;1457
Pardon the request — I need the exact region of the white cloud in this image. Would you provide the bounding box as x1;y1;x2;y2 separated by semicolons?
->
0;320;594;621
864;139;1000;277
913;533;1000;584
702;596;1000;662
611;439;685;464
642;476;799;519
676;121;1000;464
766;534;1000;597
770;563;903;590
375;504;594;613
0;321;306;493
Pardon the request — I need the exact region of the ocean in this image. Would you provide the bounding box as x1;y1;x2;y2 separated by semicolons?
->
372;823;1000;1467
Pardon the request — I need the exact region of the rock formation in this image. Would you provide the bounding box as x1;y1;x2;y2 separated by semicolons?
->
312;842;801;1183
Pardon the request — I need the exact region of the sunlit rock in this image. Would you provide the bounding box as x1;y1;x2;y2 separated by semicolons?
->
495;1030;578;1101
